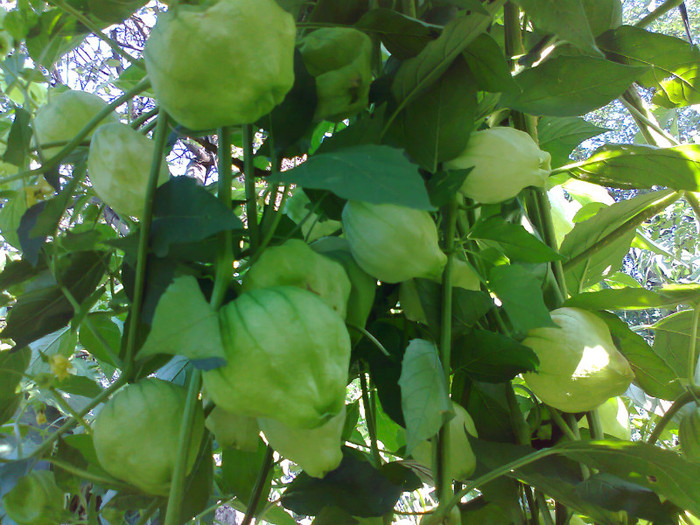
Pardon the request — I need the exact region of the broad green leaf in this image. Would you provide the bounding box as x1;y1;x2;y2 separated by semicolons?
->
388;56;477;173
78;313;121;366
598;25;700;108
560;190;677;294
25;9;86;68
599;312;683;401
538;116;609;168
651;310;700;389
514;0;600;56
488;264;555;335
3;107;31;167
270;145;433;210
151;178;244;257
427;169;469;208
398;339;452;454
470;216;564;263
0;190;28;250
452;330;539;382
138;276;226;367
558;440;700;517
463;33;518;93
582;0;622;36
355;8;434;59
220;439;272;515
567;144;700;191
466;383;515;442
501;56;646;116
282;452;415;517
565;284;700;311
390;2;502;115
55;375;102;398
0;251;108;349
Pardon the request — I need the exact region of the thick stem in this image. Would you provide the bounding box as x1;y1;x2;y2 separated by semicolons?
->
437;198;458;501
163;369;202;525
240;446;274;525
361;369;382;466
243;125;260;253
123;112;170;373
210;127;234;309
586;409;605;440
635;0;685;28
647;389;700;445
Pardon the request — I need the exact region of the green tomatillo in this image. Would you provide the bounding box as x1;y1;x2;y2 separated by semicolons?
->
242;239;351;319
34;89;120;159
522;308;634;413
87;122;169;219
298;27;373;122
143;0;296;130
2;471;64;525
342;201;447;284
444;127;551;204
203;286;351;429
92;378;205;496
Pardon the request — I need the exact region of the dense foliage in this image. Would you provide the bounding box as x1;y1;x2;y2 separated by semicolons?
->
0;0;700;524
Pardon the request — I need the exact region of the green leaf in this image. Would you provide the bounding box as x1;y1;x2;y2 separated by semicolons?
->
269;145;433;210
599;312;683;401
390;2;502;115
3;107;31;167
398;339;452;454
567;144;700;191
220;439;272;515
138;276;226;366
151;177;244;257
427;169;470;208
452;330;539;382
355;8;434;59
488;264;555;335
558;440;700;517
598;25;700;108
387;56;477;173
470;216;564;263
651;310;700;392
78;313;121;366
0;251;108;349
538;116;609;168
25;9;86;68
281;452;411;518
463;33;518;94
514;0;601;56
501;56;646;116
560;191;676;293
56;375;102;398
565;284;700;311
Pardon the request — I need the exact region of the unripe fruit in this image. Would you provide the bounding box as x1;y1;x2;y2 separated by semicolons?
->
87;122;169;218
679;406;700;462
523;308;634;413
92;379;205;496
412;402;478;481
259;406;346;478
2;471;64;525
243;239;351;319
299;27;373;122
444;127;551;204
205;407;260;452
34;90;120;158
311;236;377;331
342;201;447;284
143;0;295;130
203;286;351;429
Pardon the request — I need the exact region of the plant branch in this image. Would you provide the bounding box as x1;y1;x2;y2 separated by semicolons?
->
241;446;274;525
635;0;685;28
243;124;260;252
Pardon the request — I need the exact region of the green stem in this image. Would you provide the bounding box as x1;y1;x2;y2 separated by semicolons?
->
240;446;274;525
647;389;700;445
684;192;700;234
243;125;260;253
49;458;133;489
0;79;151;185
210;127;234;309
563;192;681;272
49;387;92;433
537;491;554;525
134;499;161;525
361;369;382;466
347;324;391;357
257;185;290;254
688;304;700;387
131;107;159;129
548;407;578;442
123;112;170;373
437;198;458;502
50;0;139;65
586;409;604;440
163;369;202;525
620;89;678;147
506;383;531;446
635;0;685;28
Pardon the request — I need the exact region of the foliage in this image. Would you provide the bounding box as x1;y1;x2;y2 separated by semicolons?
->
0;0;699;524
